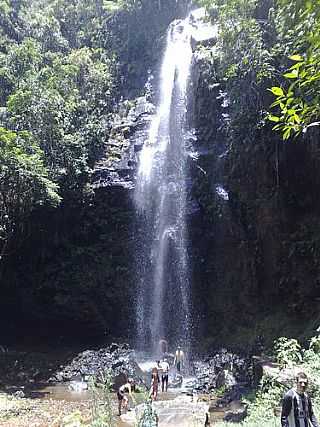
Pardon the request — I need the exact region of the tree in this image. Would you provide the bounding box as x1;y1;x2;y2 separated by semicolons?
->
196;0;275;132
0;127;60;260
268;1;320;139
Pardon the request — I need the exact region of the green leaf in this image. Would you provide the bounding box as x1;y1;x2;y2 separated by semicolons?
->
283;71;298;79
267;115;280;122
293;114;301;124
289;55;303;62
269;87;284;97
283;128;292;140
290;63;303;70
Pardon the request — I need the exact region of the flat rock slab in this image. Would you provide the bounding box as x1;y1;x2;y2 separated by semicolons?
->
121;395;209;426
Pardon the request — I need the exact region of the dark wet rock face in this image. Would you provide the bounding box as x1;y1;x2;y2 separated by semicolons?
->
0;344;145;394
50;344;143;388
192;349;250;395
0;350;59;387
93;96;155;190
188;36;320;348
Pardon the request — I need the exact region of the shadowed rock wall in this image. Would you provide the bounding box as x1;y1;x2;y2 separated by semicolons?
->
188;50;320;350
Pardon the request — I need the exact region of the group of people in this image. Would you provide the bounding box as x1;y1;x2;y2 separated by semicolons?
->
117;358;170;416
149;345;185;400
117;344;186;415
149;358;170;400
117;361;319;425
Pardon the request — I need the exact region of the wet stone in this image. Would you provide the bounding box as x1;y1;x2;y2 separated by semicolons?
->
49;343;143;388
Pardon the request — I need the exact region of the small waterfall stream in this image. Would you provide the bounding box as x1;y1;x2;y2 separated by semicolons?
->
134;9;216;352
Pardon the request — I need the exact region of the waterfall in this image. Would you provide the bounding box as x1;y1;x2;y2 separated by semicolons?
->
134;9;215;352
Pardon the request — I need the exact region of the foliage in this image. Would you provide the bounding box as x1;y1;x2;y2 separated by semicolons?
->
274;337;302;366
267;1;320;138
309;334;320;354
0;127;60;257
197;0;320;141
89;370;115;427
216;332;320;426
195;0;276;136
103;0;142;12
136;399;158;427
61;411;87;427
214;385;227;398
0;0;121;267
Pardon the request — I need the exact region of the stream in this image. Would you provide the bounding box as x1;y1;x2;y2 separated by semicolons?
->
0;344;250;426
32;355;230;426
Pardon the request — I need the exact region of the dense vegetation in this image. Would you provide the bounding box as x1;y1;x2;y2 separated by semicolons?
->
0;0;186;262
215;333;320;427
1;0;320;345
197;0;320;139
0;0;188;340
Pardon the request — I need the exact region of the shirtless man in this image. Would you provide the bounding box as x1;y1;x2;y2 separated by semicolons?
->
117;379;135;416
161;358;170;392
174;346;185;373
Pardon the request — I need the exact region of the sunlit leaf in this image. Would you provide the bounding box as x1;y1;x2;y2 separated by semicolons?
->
283;128;292;140
289;55;303;62
293;114;301;124
269;87;284;97
290;63;303;70
283;71;298;79
267;115;280;122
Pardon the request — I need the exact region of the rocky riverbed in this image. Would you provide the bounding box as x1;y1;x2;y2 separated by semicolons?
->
0;344;253;426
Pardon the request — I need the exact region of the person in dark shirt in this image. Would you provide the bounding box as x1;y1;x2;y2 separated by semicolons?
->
281;372;319;427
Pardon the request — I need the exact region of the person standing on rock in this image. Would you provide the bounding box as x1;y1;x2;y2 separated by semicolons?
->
117;379;136;416
281;371;319;427
174;346;185;373
160;358;170;392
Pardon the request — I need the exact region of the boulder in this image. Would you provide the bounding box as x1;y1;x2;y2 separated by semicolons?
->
50;343;144;388
223;405;247;423
123;395;209;427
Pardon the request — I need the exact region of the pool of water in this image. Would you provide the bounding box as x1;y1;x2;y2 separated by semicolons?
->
25;355;229;426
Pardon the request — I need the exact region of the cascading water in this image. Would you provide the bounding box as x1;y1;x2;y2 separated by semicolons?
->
134;9;216;353
134;16;192;352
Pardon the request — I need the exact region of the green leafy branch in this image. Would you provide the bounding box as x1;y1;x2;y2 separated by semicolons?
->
268;53;320;140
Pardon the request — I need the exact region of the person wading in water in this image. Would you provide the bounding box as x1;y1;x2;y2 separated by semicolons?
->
160;358;170;392
117;379;136;416
150;367;160;401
